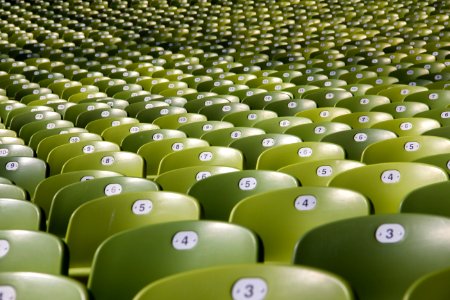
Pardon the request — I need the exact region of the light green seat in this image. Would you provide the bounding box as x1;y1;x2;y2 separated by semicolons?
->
61;151;145;177
101;123;159;145
377;85;428;102
230;186;369;262
220;110;278;127
121;129;187;152
285;121;352;141
0;198;41;230
75;108;127;128
88;220;259;300
404;90;450;109
199;102;250;121
371;117;441;136
230;133;301;169
0;183;27;200
66;191;200;278
294;214;450;300
256;141;346;171
36;132;102;160
201;127;266;146
155;166;239;194
332;111;394;129
329;162;448;214
158;146;244;174
252;116;312;133
177;120;234;138
335;95;391;112
125;100;169;117
371;101;430;118
415;153;450;176
242;91;292;109
322;128;398;161
0;230;66;275
136;106;187;123
0;144;34;157
134;264;354;300
401;181;450;217
84;117;139;135
47;140;121;175
423;126;450;139
415;107;450;127
295;107;351;122
47;176;159;238
304;89;353;107
152;113;208;129
404;267;450;300
33;170;122;219
63;102;111;124
0;157;47;199
137;136;209;178
18;119;74;144
0;272;89;300
279;159;365;186
263;98;317;116
188;170;298;221
362;135;450;164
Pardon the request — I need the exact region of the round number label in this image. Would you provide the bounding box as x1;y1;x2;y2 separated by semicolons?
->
0;240;10;258
319;110;330;118
261;138;275;147
104;183;122;196
247;113;257;120
69;136;80;143
314;126;326;134
441;111;450;119
375;224;405;244
199;152;213;161
46;123;56;129
152;133;164;140
0;286;16;300
132;200;153;215
279;120;290;127
172;143;184;151
298;147;313;157
196;171;212;181
101;110;110;117
316;166;332;177
400;122;413;131
101;156;115;165
381;170;401;184
80;176;94;181
0;149;9;156
354;133;368;142
203;124;213;131
111;120;121;126
395;105;406;113
5;162;18;171
129;126;140;133
231;131;242;139
172;231;198;250
239;177;257;190
294;195;317;211
83;145;95;153
178;117;188;124
358;116;370;123
232;278;268;300
404;142;420;152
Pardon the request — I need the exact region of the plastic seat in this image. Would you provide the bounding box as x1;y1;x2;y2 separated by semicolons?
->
332;111;394;129
0;272;88;300
199;102;250;120
229;133;301;169
335;95;391;112
255;140;346;171
176;120;233;138
295;107;351;122
33;170;122;220
47;140;121;176
377;85;428;102
158;146;244;174
152;113;207;129
66;191;200;278
329;162;448;214
371;117;441;136
0;230;66;275
5;105;54;128
200;126;266;146
0;157;46;199
230;186;369;262
125;100;169;117
0;183;27;200
371;101;430;118
47;176;159;238
304;89;353;107
252;116;312;133
415;108;450;127
242;91;292;109
294;214;450;300
415;153;450;176
278;159;366;186
101;123;159;146
18;119;74;144
121;129;187;152
361;135;450;164
137;137;209;179
404;267;450;300
401;181;450;218
134;264;354;300
87;220;259;300
284;121;352;142
75;108;127;128
404;90;450;109
136;106;187;123
0;144;34;157
36;132;102;160
221;110;278;127
61;151;145;177
84;117;138;135
0;198;41;230
188;170;297;221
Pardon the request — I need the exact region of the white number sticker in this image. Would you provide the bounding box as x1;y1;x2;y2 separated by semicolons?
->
172;143;184;151
0;149;9;156
317;166;333;177
298;147;313;157
447;160;450;171
279;120;290;127
222;105;231;112
203;124;213;131
232;278;268;300
0;286;15;300
196;171;212;181
178;117;188;124
354;133;368;142
199;152;213;161
112;121;120;126
46;123;56;129
400;122;413;131
104;183;122;196
172;231;198;250
231;131;242;139
319;110;330;118
35;113;44;120
314;126;326;134
101;110;110;117
132;200;153;215
294;195;317;211
129;126;140;133
381;170;401;183
248;113;257;120
152;133;164;140
404;142;420;152
80;176;94;181
83;145;95;153
239;177;257;190
262;138;275;147
0;240;10;258
375;224;405;243
395;105;406;113
5;162;18;171
101;156;115;165
69;136;80;143
441;112;450;119
358;116;370;123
